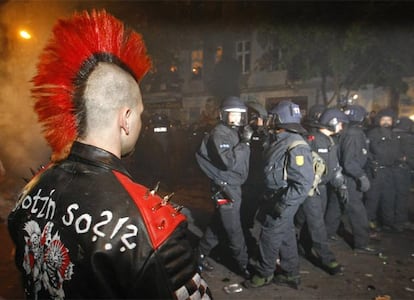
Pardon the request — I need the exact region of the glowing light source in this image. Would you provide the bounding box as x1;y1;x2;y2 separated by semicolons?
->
19;30;32;40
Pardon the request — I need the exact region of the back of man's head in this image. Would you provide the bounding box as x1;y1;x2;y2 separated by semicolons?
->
31;10;151;161
81;63;140;137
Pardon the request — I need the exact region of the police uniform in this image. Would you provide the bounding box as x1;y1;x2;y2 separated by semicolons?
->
325;124;371;248
392;119;414;228
196;122;250;273
241;127;267;231
255;131;314;279
365;126;401;229
296;129;341;268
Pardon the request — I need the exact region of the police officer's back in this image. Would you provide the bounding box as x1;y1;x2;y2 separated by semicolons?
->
245;100;313;289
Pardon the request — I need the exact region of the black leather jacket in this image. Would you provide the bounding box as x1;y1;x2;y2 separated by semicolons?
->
8;142;211;299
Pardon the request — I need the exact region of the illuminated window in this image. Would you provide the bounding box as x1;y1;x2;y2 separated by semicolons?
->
236;40;251;74
215;46;223;63
170;65;177;73
191;49;203;79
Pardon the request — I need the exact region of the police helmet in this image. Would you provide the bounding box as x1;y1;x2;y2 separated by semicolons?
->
319;107;349;132
344;105;368;123
306;104;326;123
337;94;355;108
269;100;306;133
394;117;413;132
220;96;248;127
246;101;268;124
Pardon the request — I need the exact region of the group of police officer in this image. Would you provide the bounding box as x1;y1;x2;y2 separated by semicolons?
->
193;96;414;290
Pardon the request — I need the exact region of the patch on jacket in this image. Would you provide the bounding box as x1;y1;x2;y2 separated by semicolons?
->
219;143;230;149
295;155;305;166
22;220;74;299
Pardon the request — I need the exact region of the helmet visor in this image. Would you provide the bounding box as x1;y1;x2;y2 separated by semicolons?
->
221;110;247;127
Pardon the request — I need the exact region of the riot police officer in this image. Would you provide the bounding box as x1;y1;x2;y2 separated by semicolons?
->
392;117;414;230
325;105;379;254
195;96;253;279
145;113;172;186
296;107;347;275
241;101;268;246
245;100;313;289
365;108;401;232
303;103;326;131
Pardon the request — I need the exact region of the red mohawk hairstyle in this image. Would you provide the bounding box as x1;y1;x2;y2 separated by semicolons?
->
32;10;152;162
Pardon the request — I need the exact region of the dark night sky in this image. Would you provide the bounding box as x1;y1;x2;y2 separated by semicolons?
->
122;1;414;26
73;1;414;30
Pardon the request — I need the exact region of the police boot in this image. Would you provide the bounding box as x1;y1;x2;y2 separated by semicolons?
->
243;274;273;288
369;221;381;232
273;273;301;290
322;260;344;275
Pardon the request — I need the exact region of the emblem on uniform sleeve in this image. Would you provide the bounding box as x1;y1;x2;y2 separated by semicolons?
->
295;155;305;166
23;220;74;299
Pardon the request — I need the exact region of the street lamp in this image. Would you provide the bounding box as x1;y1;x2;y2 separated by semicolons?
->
18;29;32;40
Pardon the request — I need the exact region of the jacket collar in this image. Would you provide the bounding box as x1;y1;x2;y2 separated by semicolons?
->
68;141;132;177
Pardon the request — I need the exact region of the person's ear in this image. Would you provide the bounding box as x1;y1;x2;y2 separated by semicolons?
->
120;108;131;135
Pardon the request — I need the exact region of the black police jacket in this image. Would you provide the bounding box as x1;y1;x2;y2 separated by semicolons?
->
394;130;414;169
366;126;401;167
245;128;267;185
196;123;250;188
263;131;314;206
8;142;210;299
339;124;369;180
307;130;341;185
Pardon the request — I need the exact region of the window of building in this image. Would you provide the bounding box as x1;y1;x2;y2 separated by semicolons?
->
191;49;203;80
236;40;251;74
269;46;285;72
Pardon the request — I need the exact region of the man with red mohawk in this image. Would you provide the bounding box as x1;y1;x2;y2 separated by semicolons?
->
8;10;211;299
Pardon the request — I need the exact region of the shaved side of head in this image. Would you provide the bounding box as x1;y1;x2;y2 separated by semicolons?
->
81;62;141;137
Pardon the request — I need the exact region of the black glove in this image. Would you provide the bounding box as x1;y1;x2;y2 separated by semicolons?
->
358;175;370;192
337;184;349;205
331;167;345;189
241;125;254;144
272;201;287;218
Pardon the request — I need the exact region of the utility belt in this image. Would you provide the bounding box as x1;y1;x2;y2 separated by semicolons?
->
368;161;397;178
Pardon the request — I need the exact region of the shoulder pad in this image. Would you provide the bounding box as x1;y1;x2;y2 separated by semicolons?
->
113;171;186;250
